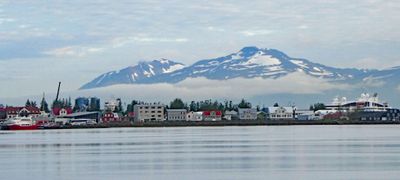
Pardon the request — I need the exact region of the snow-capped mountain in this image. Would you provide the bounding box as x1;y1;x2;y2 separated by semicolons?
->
147;46;366;83
80;46;396;89
80;59;185;89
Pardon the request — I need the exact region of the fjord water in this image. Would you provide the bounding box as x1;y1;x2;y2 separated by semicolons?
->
1;126;400;180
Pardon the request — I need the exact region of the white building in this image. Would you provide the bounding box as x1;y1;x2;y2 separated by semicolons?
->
104;99;119;112
224;110;237;120
266;106;295;120
134;103;165;122
166;109;187;121
238;108;257;120
187;111;203;121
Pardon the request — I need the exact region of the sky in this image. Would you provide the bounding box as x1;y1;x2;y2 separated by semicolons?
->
1;0;400;101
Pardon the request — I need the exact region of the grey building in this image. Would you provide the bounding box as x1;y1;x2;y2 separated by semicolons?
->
166;109;187;121
238;108;257;120
134;103;165;122
62;111;101;122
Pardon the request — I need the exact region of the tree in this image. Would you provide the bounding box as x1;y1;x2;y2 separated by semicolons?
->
238;99;252;108
126;100;138;113
189;101;198;112
40;96;50;113
25;99;31;107
67;97;72;108
170;98;185;109
25;99;37;107
114;98;124;113
273;103;279;107
312;103;326;111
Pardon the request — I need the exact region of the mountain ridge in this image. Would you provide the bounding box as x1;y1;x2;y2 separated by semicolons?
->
80;46;399;90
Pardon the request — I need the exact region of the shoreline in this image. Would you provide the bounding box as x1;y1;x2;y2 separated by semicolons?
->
36;120;400;130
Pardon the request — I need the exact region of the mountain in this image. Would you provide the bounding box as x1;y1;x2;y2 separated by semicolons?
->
145;46;366;84
80;46;398;90
80;59;185;89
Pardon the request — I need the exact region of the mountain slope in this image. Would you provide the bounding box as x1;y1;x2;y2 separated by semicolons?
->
80;46;398;90
148;46;366;83
80;59;184;89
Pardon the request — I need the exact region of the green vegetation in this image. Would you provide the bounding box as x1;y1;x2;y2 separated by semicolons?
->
169;98;186;109
310;103;326;111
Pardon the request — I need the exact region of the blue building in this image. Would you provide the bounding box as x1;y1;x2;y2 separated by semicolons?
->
74;97;89;112
357;108;400;121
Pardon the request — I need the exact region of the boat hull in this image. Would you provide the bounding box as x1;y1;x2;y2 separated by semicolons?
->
8;124;38;130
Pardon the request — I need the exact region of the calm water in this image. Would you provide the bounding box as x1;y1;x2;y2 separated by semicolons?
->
1;125;400;180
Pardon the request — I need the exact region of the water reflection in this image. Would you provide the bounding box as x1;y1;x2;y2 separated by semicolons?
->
0;126;400;180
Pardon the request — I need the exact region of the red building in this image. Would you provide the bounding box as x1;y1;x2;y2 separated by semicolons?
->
102;112;122;123
3;106;41;119
52;107;73;117
203;110;222;121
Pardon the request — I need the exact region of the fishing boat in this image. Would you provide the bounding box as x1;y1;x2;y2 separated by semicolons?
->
2;116;38;130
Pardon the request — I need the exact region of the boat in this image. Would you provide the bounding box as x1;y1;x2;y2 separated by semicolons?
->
2;116;38;130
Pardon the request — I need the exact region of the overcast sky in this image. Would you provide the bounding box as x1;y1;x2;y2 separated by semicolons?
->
1;0;400;99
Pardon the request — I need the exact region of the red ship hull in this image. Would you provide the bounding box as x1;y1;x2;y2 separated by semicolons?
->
8;124;38;130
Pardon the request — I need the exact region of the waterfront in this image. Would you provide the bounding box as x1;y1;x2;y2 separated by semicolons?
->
1;126;400;180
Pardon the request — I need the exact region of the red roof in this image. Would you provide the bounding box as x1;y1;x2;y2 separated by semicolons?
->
4;106;41;114
52;107;73;116
203;110;222;116
24;106;41;114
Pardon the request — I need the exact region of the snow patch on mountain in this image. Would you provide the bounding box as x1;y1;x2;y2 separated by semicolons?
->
80;46;400;90
244;54;281;66
163;64;185;73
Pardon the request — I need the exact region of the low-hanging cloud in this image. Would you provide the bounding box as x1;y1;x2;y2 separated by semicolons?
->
74;72;351;103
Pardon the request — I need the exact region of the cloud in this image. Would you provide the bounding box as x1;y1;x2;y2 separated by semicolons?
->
297;25;309;29
206;26;225;32
43;46;104;57
360;75;388;87
350;57;398;70
75;72;351;103
240;30;275;37
111;36;189;48
0;17;15;24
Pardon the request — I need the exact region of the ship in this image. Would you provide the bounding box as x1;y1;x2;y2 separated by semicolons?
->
2;116;38;130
